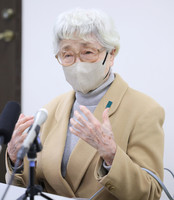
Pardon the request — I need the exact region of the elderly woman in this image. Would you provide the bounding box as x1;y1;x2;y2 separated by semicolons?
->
6;8;164;200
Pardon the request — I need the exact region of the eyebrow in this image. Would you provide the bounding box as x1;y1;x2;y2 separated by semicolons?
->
80;42;94;47
60;42;96;50
61;46;72;51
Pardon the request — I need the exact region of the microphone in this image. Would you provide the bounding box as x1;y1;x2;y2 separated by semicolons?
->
17;108;48;160
0;101;21;152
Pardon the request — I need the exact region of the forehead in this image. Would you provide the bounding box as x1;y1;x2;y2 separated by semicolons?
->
59;39;102;50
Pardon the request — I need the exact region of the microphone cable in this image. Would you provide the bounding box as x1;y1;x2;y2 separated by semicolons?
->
164;168;174;179
1;159;21;200
89;186;105;200
89;167;174;200
142;168;174;200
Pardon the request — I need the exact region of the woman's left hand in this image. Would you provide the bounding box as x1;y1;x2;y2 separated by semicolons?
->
70;105;116;166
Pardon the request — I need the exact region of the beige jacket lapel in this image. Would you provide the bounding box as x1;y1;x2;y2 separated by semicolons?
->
65;74;128;193
42;91;76;197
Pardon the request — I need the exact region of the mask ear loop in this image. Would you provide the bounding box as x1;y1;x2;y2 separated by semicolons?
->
102;51;111;80
102;51;109;65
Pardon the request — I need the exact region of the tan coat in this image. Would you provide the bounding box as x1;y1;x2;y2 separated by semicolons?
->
6;74;165;200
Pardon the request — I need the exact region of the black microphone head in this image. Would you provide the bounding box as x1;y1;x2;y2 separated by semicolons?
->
0;101;21;144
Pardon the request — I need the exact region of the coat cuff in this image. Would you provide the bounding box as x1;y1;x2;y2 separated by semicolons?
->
5;150;26;187
94;145;126;193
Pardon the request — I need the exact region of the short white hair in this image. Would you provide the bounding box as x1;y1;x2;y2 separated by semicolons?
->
53;8;120;56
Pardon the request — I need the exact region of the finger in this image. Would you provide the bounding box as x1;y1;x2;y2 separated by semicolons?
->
74;110;88;127
15;115;34;129
18;132;28;143
69;126;81;138
14;118;34;136
73;110;97;135
70;126;100;150
15;113;25;128
102;108;109;124
77;107;103;137
70;118;84;132
17;115;34;126
79;105;96;123
8;132;27;152
70;126;90;143
18;113;25;120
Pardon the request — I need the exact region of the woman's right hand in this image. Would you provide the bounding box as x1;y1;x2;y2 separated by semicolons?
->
7;113;34;165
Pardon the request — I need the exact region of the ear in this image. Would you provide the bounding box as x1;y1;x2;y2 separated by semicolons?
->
109;49;116;66
110;49;116;56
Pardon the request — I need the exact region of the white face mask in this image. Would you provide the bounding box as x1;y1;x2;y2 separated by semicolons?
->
62;56;109;94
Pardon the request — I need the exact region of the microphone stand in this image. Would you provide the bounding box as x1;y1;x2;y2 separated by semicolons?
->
17;126;53;200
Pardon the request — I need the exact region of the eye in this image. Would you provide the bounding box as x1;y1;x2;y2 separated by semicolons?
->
64;54;73;58
82;49;96;55
88;52;96;56
86;50;93;54
62;51;74;59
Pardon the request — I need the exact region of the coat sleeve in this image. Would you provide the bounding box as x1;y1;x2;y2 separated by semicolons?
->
94;105;165;200
5;151;27;187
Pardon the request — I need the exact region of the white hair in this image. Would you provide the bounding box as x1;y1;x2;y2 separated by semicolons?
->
53;8;120;56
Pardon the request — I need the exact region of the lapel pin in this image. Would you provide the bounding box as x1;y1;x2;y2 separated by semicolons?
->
105;101;113;108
